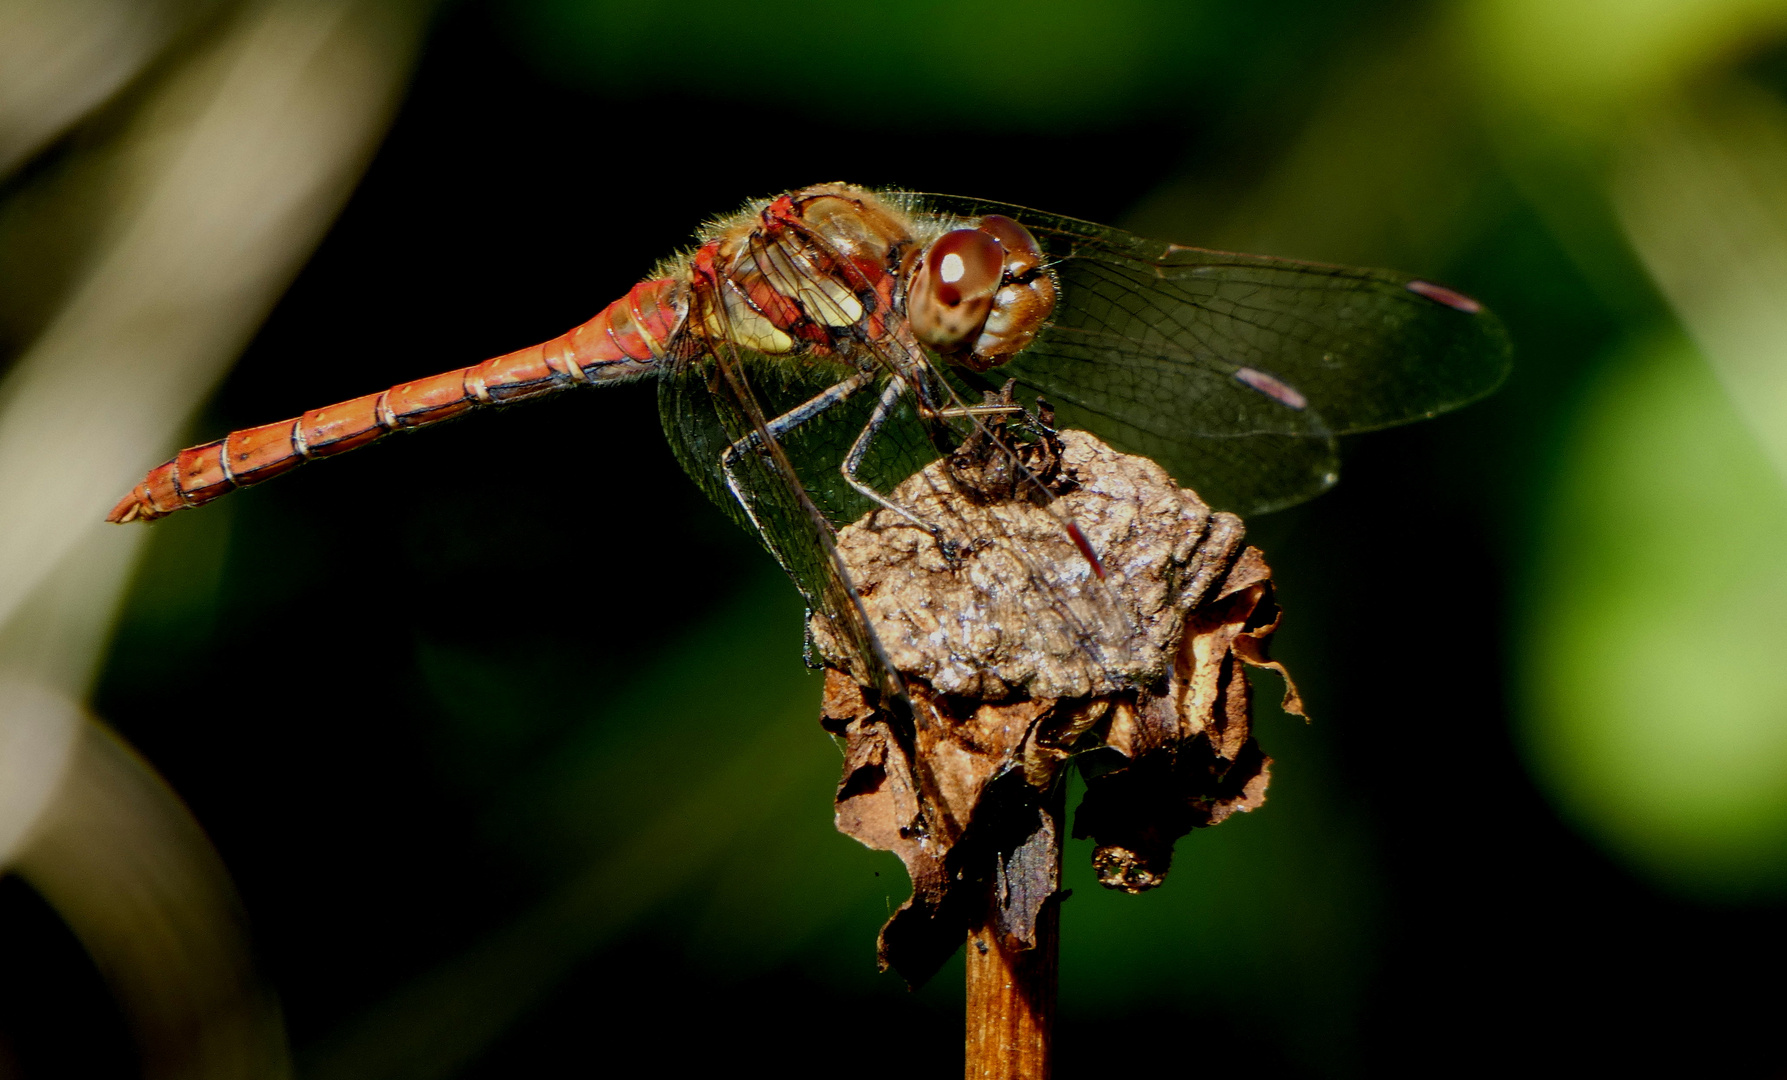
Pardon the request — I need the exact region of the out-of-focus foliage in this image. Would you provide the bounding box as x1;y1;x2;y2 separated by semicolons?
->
1470;0;1787;899
1528;332;1787;896
0;1;430;1076
502;0;1375;129
4;0;1787;1076
1471;0;1787;127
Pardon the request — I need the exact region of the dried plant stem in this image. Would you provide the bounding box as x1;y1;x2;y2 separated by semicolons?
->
964;786;1064;1080
964;906;1058;1079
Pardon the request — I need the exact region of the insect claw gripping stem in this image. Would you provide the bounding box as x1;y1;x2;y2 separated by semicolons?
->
107;278;687;523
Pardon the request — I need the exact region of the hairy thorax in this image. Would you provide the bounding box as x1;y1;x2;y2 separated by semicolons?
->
680;183;1057;375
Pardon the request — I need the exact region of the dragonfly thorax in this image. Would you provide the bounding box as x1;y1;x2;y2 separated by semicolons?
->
685;183;1056;378
688;184;915;365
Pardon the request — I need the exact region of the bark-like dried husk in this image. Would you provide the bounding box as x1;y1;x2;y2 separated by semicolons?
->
814;430;1304;984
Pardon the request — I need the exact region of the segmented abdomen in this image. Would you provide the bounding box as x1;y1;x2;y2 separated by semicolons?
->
109;278;686;523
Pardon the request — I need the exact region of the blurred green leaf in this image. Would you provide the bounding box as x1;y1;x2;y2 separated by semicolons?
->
1524;332;1787;898
1470;0;1787;132
498;0;1370;129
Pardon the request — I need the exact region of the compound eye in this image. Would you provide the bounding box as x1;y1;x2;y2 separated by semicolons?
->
975;214;1044;277
927;229;1003;305
909;229;1004;350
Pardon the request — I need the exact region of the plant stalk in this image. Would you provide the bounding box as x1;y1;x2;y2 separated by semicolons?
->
963;785;1064;1080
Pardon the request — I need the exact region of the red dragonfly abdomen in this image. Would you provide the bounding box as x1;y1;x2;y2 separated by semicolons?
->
108;278;687;523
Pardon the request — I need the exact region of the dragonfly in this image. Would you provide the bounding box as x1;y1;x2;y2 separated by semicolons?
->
109;182;1509;696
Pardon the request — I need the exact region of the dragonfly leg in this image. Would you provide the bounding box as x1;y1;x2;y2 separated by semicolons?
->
931;402;1024;420
842;378;939;537
720;369;875;535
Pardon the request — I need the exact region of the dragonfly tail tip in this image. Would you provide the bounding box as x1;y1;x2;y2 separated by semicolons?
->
106;494;144;524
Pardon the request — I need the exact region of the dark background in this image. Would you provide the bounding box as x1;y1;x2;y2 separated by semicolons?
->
5;0;1786;1075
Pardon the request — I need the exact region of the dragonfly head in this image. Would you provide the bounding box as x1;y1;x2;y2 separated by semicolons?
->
907;215;1057;372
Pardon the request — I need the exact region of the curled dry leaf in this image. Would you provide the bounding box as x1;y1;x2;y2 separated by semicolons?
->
814;426;1305;984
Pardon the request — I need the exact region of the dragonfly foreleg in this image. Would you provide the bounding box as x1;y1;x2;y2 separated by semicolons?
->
720;369;876;535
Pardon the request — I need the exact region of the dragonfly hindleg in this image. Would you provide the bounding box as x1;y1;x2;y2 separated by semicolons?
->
720;369;875;534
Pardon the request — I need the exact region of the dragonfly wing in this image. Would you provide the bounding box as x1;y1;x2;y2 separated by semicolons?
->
894;193;1512;515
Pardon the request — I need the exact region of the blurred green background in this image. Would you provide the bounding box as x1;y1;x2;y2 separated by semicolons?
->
3;0;1787;1075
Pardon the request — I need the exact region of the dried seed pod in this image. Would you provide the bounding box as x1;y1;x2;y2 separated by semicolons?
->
815;428;1304;984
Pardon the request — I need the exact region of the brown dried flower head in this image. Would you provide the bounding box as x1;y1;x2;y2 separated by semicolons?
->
812;420;1304;983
